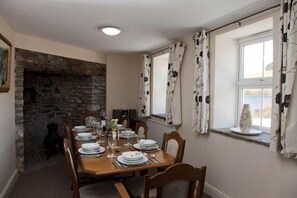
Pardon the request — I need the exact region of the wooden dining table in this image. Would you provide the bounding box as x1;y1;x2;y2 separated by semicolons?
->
73;130;175;177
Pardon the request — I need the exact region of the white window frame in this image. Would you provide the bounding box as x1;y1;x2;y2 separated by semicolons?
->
237;31;273;133
151;51;169;119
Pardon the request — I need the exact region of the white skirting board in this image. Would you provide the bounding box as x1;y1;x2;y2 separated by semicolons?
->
0;169;19;198
204;182;230;198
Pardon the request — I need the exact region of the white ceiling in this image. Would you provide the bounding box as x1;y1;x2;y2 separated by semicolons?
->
0;0;279;54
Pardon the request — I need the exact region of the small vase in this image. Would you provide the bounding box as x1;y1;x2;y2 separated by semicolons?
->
240;104;252;133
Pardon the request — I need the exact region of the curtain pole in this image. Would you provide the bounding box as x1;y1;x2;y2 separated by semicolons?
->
149;47;170;56
207;4;280;34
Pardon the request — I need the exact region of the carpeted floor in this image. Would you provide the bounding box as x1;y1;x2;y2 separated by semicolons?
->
8;153;212;198
9;154;72;198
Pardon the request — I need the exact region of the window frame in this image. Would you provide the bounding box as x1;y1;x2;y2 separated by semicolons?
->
150;51;170;119
237;31;273;133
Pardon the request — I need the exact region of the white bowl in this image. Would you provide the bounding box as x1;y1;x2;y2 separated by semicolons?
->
122;130;135;136
122;151;143;161
77;132;92;139
81;143;100;151
142;139;156;147
74;126;87;131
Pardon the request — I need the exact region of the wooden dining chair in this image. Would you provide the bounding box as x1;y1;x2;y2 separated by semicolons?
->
80;111;99;127
63;138;89;183
64;139;119;198
115;163;207;198
135;121;148;139
162;131;185;163
121;115;130;128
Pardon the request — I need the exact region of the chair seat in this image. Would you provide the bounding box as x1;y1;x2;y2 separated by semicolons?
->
80;181;118;198
125;176;192;198
125;177;156;198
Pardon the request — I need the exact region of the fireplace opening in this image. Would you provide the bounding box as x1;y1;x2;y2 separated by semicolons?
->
15;48;106;171
23;70;104;170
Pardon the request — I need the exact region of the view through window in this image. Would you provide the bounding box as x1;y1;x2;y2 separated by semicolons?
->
238;33;273;132
152;53;169;118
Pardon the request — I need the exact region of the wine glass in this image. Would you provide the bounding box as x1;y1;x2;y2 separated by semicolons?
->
137;134;145;152
90;119;97;133
95;122;104;142
107;133;117;158
123;128;132;146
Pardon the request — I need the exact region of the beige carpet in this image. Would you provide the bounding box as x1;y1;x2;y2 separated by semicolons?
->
9;155;72;198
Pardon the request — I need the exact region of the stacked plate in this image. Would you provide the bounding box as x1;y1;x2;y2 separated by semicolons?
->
119;130;137;139
72;125;90;133
133;139;159;150
117;151;148;165
78;143;105;155
75;132;96;141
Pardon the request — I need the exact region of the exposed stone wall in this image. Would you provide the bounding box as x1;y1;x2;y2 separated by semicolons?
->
15;48;106;171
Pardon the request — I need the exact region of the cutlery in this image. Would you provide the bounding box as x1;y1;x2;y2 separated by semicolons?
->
150;154;160;163
113;160;122;168
115;160;128;168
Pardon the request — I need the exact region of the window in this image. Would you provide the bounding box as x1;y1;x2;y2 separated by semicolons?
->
238;32;273;132
151;53;169;118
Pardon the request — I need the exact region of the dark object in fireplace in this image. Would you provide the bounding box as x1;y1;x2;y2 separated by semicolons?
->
43;123;63;160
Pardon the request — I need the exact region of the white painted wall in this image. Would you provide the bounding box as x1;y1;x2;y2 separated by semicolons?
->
106;54;142;118
147;9;297;198
15;33;106;64
0;15;16;196
213;36;237;128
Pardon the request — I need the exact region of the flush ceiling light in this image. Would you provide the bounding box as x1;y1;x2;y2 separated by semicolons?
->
100;26;121;36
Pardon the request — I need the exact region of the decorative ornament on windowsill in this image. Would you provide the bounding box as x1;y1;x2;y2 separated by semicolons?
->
239;104;252;133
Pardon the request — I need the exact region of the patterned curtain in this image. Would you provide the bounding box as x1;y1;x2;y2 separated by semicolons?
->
138;54;151;117
192;30;210;134
165;42;186;126
270;0;297;158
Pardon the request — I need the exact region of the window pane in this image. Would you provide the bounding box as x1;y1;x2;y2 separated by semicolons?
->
264;40;273;77
242;89;262;126
243;43;263;78
262;88;272;127
152;53;169;117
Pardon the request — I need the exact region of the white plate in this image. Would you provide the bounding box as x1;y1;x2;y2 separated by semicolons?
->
133;143;159;151
119;134;138;139
75;135;96;141
72;128;90;132
230;127;262;136
78;147;105;155
117;155;148;165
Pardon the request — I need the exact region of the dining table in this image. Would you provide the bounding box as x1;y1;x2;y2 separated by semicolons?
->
72;129;175;177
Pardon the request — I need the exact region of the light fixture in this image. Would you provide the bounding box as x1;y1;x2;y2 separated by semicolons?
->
100;26;121;36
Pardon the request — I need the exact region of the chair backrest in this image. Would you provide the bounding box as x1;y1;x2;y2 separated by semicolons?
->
64;139;80;198
121;116;130;128
144;163;206;198
161;131;185;163
64;122;72;139
80;111;98;127
135;121;148;138
64;123;75;155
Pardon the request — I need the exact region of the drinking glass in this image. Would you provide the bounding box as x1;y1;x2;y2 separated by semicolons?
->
137;134;145;151
95;122;104;142
107;134;117;158
123;128;132;146
90;119;97;133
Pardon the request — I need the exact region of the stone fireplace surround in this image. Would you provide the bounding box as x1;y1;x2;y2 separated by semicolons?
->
15;48;106;171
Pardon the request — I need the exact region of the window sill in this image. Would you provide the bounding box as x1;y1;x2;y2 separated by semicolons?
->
147;116;176;129
209;128;270;147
